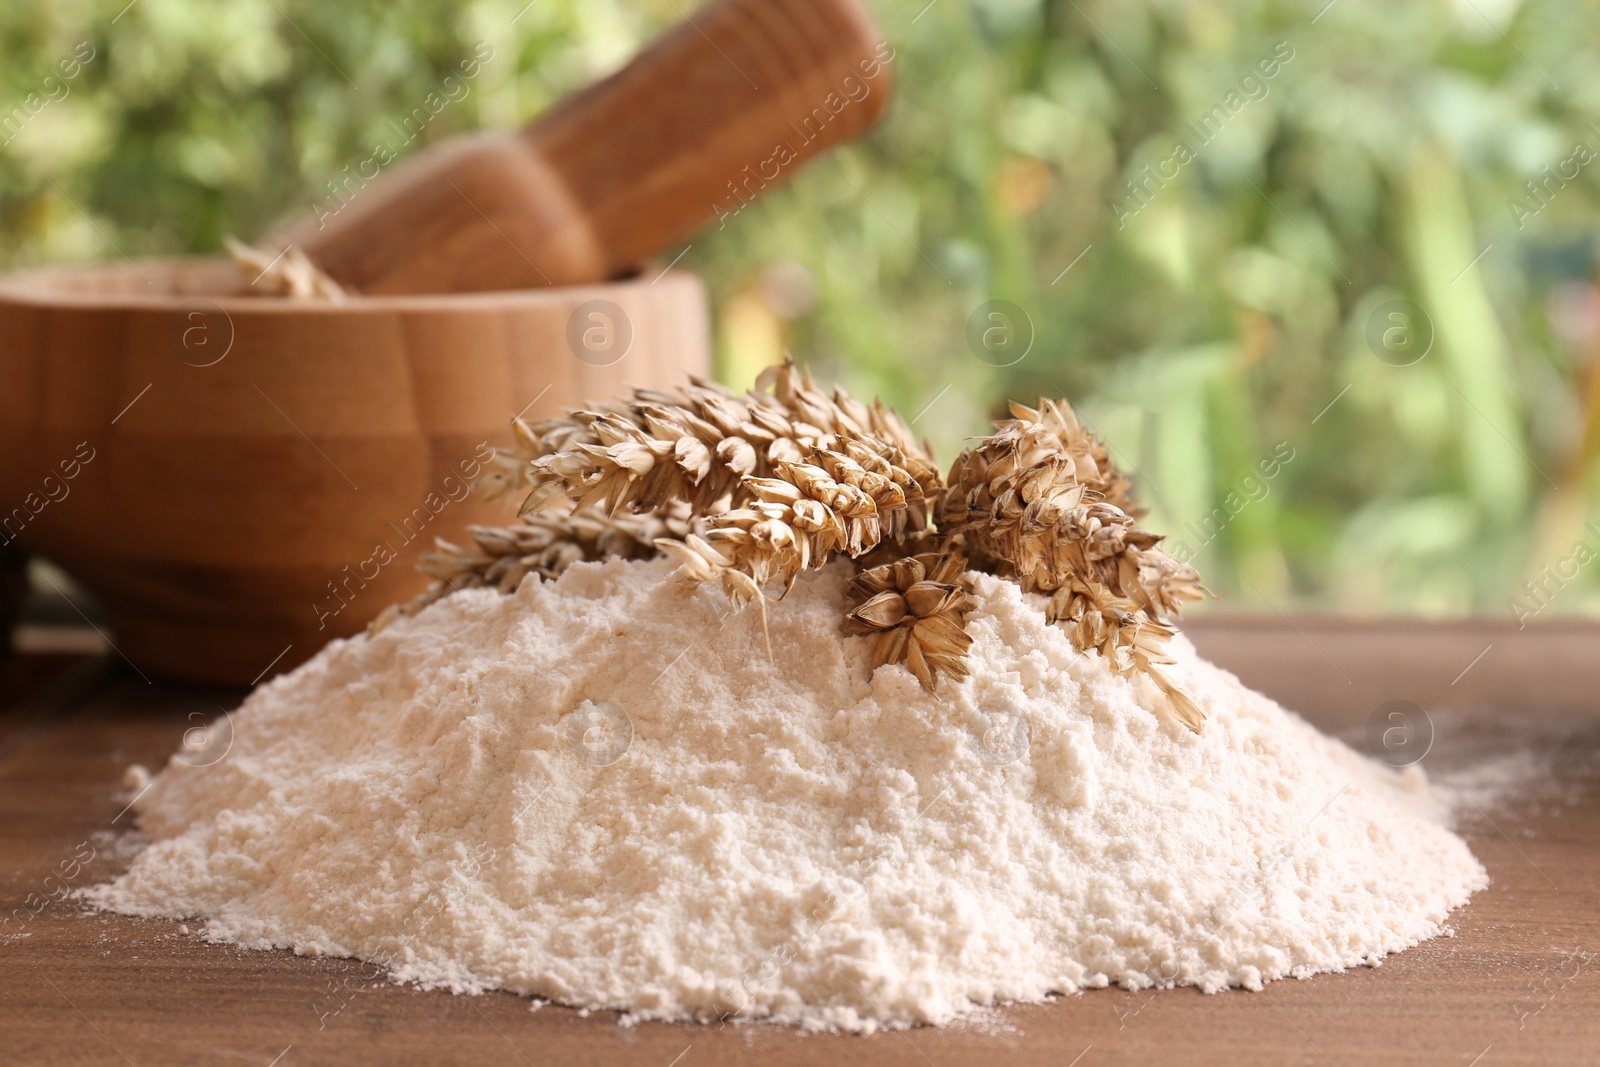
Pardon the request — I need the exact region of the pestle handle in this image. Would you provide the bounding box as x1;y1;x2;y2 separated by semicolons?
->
527;0;893;273
286;0;893;295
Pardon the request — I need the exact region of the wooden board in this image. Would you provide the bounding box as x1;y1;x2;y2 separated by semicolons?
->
3;617;1598;1066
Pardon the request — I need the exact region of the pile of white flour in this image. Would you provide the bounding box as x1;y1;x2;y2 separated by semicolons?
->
91;559;1486;1031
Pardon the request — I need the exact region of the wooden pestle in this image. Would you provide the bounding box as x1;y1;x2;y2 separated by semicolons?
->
279;0;894;294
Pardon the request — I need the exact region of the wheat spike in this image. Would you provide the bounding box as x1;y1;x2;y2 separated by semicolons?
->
508;361;944;617
386;366;1208;728
942;395;1207;728
514;360;942;526
370;505;682;632
225;236;347;300
845;551;973;691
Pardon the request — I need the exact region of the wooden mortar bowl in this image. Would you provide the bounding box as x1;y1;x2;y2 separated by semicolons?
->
0;257;707;684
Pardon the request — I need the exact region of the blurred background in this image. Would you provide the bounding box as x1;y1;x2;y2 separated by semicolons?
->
3;0;1599;619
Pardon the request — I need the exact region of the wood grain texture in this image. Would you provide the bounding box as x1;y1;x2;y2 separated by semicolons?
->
286;0;892;294
0;260;708;685
1;618;1597;1066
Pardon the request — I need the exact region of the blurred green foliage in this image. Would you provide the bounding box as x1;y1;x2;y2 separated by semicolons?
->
5;0;1600;618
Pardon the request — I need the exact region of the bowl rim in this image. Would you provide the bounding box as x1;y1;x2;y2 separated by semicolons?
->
0;255;696;314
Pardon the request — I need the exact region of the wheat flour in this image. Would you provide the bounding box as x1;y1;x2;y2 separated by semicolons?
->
89;558;1486;1031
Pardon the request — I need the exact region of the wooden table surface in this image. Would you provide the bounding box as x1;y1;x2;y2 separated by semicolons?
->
3;616;1598;1066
